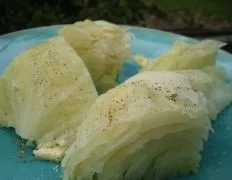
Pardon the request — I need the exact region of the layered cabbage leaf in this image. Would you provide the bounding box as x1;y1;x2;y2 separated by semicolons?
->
59;20;131;92
0;36;98;161
62;69;232;180
134;40;225;71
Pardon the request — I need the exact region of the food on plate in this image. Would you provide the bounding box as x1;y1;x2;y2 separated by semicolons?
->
0;77;11;126
0;20;231;180
62;69;232;180
134;40;225;72
0;36;98;161
59;20;131;93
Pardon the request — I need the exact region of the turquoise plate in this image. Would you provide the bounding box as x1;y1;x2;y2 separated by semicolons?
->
0;26;232;180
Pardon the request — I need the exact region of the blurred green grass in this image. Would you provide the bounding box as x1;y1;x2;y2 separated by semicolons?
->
150;0;232;21
0;0;232;35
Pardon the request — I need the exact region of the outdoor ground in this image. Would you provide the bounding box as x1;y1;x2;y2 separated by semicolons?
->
139;0;232;32
1;0;232;34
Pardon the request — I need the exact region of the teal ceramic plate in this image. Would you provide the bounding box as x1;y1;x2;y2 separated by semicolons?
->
0;26;232;180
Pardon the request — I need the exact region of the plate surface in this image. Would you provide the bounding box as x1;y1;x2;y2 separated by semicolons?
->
0;26;232;180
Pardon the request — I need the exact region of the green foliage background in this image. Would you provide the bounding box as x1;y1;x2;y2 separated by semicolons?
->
0;0;150;34
0;0;232;35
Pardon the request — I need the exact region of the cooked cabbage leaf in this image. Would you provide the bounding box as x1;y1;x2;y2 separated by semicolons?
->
0;36;98;161
134;39;230;119
59;19;131;93
62;70;232;180
0;77;12;126
134;40;225;71
179;69;231;120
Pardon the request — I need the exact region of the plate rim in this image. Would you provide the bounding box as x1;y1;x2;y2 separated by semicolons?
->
1;24;231;57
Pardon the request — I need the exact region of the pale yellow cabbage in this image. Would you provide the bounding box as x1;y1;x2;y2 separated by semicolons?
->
134;40;224;71
0;36;98;161
0;77;12;126
59;20;131;93
134;39;230;119
62;70;232;180
179;69;232;120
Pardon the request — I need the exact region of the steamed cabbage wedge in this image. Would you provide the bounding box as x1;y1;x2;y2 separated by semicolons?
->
0;77;11;126
134;40;225;71
0;36;98;161
59;20;131;93
134;39;230;119
62;69;232;180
